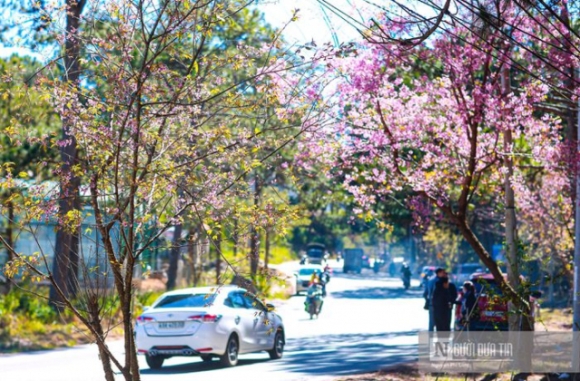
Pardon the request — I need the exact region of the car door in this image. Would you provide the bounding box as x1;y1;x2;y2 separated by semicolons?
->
226;291;257;353
243;293;275;350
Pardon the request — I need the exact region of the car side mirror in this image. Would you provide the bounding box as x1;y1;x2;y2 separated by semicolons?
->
531;291;542;299
266;303;275;311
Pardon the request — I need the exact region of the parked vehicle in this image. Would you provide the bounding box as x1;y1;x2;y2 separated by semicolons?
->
343;248;364;274
304;243;328;265
451;263;485;286
294;265;324;294
135;286;285;369
454;273;541;331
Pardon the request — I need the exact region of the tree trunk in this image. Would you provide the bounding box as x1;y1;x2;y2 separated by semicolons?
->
250;172;261;279
87;295;115;381
2;199;15;293
166;223;183;290
233;211;238;258
455;218;518;301
265;227;270;269
117;257;140;381
502;64;524;332
187;227;195;285
49;0;84;310
215;224;222;284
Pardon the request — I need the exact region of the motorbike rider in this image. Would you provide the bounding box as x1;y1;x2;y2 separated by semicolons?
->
322;265;332;281
401;262;412;288
305;278;324;316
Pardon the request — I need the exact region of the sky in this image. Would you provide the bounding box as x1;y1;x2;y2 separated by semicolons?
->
259;0;368;46
0;0;370;59
0;1;433;58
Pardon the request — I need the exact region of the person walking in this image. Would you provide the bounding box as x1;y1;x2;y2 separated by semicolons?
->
423;267;446;332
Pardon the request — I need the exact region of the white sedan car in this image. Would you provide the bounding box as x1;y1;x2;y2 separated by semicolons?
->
135;286;285;369
294;265;323;294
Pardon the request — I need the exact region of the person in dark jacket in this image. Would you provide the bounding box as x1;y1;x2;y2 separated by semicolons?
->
424;268;447;332
447;280;458;329
460;281;477;330
432;276;452;337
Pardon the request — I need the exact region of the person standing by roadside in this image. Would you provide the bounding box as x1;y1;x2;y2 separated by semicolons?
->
447;278;458;330
432;276;452;337
460;281;477;331
423;267;446;331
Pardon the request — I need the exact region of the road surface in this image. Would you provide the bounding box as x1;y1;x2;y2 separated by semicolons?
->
0;263;425;381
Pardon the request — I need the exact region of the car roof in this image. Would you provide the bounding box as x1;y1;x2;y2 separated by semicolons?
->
159;285;246;297
457;263;483;269
471;272;495;280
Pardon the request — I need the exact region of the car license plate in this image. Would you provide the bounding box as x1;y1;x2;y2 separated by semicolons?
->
158;321;185;329
483;311;504;317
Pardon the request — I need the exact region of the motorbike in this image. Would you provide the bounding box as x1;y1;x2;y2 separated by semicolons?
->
305;284;324;319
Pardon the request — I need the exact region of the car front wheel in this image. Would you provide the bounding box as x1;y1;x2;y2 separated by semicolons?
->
220;335;239;367
268;331;284;360
145;355;164;369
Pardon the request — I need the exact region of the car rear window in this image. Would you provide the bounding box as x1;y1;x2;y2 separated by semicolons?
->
461;264;483;273
155;293;217;308
307;249;324;258
473;280;502;296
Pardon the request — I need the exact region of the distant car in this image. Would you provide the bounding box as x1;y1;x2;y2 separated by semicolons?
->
294;265;324;294
135;286;285;369
454;273;541;331
451;263;485;286
305;243;328;265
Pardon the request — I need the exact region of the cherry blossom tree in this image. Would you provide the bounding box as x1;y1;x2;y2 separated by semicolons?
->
277;16;564;330
0;1;311;380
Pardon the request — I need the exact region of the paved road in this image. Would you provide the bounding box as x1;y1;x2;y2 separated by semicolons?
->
0;263;426;381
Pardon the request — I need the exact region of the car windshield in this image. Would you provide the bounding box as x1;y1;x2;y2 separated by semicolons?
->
155;293;217;308
299;268;318;276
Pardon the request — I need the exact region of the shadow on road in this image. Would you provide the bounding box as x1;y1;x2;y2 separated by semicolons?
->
140;358;269;375
280;331;418;375
331;287;423;300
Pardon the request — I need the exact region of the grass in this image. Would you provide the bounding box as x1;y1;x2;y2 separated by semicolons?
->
535;307;572;332
0;285;163;353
